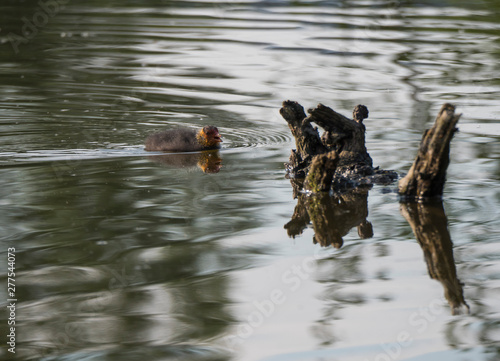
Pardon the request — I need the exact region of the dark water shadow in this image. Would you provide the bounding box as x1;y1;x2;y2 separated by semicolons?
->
400;200;470;315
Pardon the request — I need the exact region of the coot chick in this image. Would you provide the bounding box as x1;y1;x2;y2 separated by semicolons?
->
145;125;222;152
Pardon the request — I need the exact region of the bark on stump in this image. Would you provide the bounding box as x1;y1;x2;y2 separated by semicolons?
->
398;103;461;200
280;100;374;192
304;151;339;193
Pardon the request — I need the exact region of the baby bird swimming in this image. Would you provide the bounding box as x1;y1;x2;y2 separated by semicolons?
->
145;126;222;152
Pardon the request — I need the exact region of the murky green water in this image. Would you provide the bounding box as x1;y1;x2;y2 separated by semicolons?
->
1;1;499;360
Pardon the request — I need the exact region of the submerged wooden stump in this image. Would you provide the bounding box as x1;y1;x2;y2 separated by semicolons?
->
280;100;396;193
282;100;467;314
281;100;459;196
398;103;461;200
304;151;339;193
280;101;327;169
311;103;372;169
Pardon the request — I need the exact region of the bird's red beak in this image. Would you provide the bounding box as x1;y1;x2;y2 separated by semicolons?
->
214;132;222;143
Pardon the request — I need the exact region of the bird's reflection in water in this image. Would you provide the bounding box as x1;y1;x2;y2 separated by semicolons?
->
400;200;470;315
147;150;222;173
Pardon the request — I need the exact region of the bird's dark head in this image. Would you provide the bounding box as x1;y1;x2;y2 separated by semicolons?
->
197;126;222;149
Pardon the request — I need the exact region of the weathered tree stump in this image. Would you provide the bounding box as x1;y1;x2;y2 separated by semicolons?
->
304;151;339;193
282;100;467;314
310;103;372;169
398;103;461;200
280;101;327;166
280;100;396;192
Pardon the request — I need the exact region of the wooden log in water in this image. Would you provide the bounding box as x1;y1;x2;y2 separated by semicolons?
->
280;100;326;175
280;101;375;191
304;151;339;192
308;103;372;168
398;103;461;200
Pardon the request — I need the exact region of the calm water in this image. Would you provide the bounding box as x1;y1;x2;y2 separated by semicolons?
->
1;1;499;360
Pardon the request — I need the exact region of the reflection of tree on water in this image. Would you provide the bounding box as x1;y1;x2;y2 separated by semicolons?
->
285;179;373;248
400;200;469;315
286;179;468;315
148;150;222;173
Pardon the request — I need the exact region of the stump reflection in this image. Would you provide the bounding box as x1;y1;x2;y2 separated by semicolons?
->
400;200;469;315
285;179;372;248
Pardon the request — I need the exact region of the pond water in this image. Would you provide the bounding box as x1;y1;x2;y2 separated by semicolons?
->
1;1;499;360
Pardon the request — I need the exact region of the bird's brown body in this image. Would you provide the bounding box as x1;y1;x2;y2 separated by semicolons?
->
145;126;222;152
